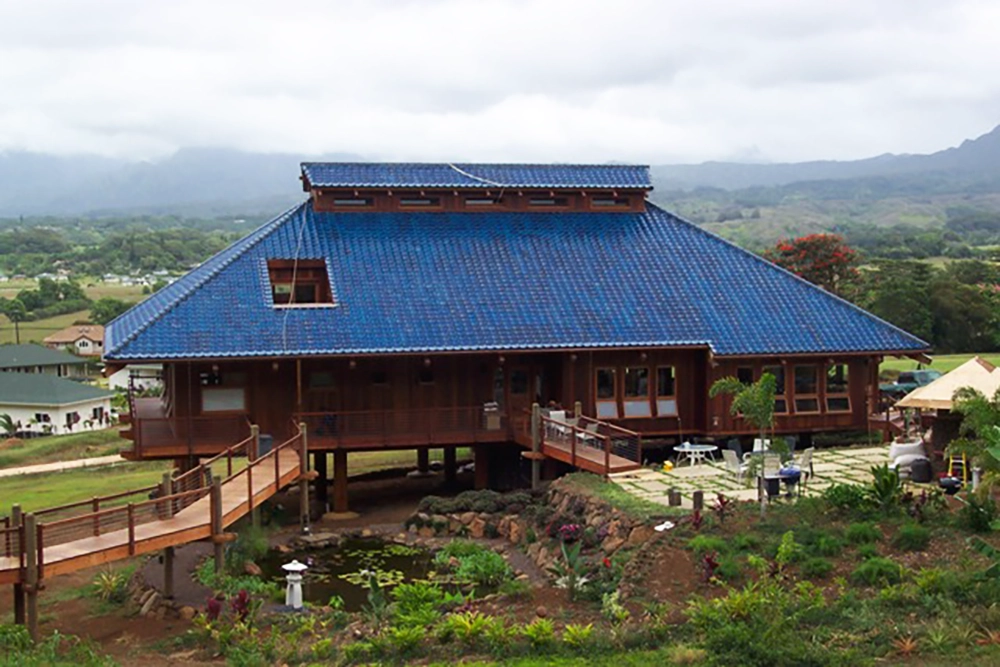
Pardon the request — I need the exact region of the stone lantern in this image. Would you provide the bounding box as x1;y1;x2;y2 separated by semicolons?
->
281;559;309;610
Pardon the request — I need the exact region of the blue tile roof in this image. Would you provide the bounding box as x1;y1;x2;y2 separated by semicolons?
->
301;163;652;190
104;202;927;360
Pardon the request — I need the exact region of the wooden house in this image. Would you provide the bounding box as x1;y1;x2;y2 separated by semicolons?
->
104;162;928;512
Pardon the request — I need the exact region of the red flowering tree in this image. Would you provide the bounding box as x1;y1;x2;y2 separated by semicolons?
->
763;234;859;296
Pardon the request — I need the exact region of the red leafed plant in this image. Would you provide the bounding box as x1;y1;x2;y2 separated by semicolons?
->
206;595;224;621
690;510;704;531
230;589;251;622
712;493;733;524
700;552;720;583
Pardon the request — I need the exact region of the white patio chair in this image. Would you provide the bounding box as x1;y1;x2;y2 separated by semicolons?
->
743;438;770;462
722;448;749;483
796;447;815;485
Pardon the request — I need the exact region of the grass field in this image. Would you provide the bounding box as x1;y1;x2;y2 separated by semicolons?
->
0;429;126;469
0;444;472;514
0;279;147;344
880;352;1000;374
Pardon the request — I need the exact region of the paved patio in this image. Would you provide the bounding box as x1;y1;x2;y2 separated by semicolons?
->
609;445;891;510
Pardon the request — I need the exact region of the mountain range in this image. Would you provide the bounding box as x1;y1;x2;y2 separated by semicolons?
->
1;125;998;218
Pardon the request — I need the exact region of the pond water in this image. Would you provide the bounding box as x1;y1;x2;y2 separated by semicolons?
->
260;538;437;611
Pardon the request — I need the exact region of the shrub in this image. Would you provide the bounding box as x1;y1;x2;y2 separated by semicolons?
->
845;522;881;545
716;555;742;583
856;543;880;561
483;617;518;657
224;524;270;575
386;625;426;658
731;534;761;552
453;550;512;587
958;494;997;533
823;483;871;513
809;535;844;558
687;535;729;557
439;611;492;647
562;623;595;650
92;567;129;604
867;464;903;513
498;579;531;599
522;617;555;650
892;523;931;552
801;557;834;580
851;557;903;586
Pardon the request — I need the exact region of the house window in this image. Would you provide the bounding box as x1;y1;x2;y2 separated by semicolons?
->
826;364;851;412
34;413;51;423
590;198;630;208
737;367;754;385
465;198;498;207
510;370;528;396
595;368;618;419
92;406;105;420
656;366;678;416
202;371;247;412
529;197;568;207
399;197;441;208
267;259;334;306
623;367;651;417
65;412;80;428
794;366;820;413
763;365;787;414
332;198;371;207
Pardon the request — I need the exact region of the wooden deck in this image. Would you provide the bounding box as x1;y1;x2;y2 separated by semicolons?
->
541;439;641;474
0;446;300;586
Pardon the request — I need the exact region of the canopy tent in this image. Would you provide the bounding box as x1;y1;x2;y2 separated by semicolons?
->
896;357;1000;410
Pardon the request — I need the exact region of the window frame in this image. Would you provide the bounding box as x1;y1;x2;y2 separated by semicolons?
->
655;365;678;417
622;366;652;418
595;368;619;419
267;259;336;308
792;365;821;414
763;364;788;415
825;363;852;413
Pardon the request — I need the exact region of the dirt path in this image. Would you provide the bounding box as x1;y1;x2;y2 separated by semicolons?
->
0;453;125;477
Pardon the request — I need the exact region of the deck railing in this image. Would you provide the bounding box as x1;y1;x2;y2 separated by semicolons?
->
1;422;306;583
131;405;252;457
294;406;507;448
524;409;642;477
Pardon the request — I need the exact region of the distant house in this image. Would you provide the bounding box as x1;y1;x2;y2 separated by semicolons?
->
0;372;113;437
108;363;163;392
43;325;105;357
0;344;89;378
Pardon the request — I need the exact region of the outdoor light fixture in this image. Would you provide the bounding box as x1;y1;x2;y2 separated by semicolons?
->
282;559;309;610
349;360;357;370
423;358;432;367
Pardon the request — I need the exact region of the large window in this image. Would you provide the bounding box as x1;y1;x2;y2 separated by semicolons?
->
737;367;754;385
763;365;787;414
656;366;678;416
793;366;819;413
596;368;618;419
201;370;247;412
267;259;334;306
826;364;851;412
623;367;651;417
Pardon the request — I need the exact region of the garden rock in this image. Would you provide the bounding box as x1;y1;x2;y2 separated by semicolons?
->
469;516;486;539
509;521;523;545
140;592;160;617
602;535;626;555
243;561;263;576
179;606;197;621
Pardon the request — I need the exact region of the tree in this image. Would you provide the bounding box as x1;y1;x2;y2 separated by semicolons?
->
0;413;14;437
709;372;780;517
763;234;859;296
950;387;1000;499
2;298;27;344
858;261;934;343
90;298;132;325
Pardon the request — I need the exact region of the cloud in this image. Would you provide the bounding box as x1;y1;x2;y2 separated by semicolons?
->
0;0;998;163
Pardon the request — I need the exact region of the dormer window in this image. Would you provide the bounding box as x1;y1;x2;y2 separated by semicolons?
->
591;198;630;208
267;259;334;307
529;197;568;207
399;197;441;208
465;198;497;206
332;198;371;207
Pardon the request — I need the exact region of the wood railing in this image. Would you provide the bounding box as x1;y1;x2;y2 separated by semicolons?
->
131;406;253;457
1;422;306;584
525;409;643;477
295;406;508;448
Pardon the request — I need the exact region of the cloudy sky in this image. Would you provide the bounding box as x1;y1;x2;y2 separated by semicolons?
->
1;0;997;165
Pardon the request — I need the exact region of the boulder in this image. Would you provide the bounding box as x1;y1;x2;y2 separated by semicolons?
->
508;521;523;545
140;592;160;617
460;511;477;525
625;525;655;549
469;517;486;539
601;535;626;555
243;561;263;577
497;516;511;538
417;526;435;538
179;606;197;621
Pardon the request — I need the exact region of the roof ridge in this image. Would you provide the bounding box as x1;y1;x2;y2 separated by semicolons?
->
300;161;650;168
104;202;308;357
643;202;929;350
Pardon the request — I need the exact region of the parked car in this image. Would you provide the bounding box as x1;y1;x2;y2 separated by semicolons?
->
879;369;942;400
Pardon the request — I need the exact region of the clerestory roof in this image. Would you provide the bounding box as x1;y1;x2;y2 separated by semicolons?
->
300;162;652;190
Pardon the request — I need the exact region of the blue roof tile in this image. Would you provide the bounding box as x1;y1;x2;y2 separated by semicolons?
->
301;163;652;190
104;201;927;360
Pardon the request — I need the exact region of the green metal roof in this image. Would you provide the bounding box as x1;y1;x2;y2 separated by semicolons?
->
0;344;87;370
0;373;112;406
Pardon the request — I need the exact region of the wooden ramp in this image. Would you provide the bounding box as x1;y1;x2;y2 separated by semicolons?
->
0;434;303;586
542;439;642;474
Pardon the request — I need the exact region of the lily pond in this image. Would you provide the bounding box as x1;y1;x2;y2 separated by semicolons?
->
260;538;505;611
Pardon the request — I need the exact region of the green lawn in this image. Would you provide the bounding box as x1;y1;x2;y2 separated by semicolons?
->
0;428;127;470
880;352;1000;374
0;462;170;513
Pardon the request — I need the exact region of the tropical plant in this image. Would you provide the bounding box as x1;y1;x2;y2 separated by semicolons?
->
867;464;903;513
0;413;15;437
709;372;778;516
522;617;555;649
562;622;594;650
92;568;129;603
548;540;591;599
950;387;1000;497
